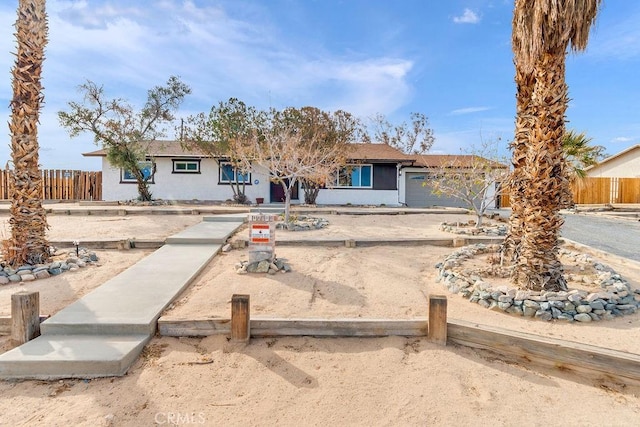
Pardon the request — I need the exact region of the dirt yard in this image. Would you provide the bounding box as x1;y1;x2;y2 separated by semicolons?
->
0;210;639;426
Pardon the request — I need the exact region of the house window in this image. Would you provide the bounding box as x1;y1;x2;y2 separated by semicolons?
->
337;164;372;188
121;161;155;184
219;161;251;184
172;159;201;174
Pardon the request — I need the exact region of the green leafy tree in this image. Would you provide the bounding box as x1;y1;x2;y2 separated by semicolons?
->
180;98;262;204
59;76;191;201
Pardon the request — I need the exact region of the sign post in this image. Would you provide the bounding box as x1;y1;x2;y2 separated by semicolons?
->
248;213;277;264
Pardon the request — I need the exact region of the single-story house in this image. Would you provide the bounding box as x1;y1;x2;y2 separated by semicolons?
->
83;141;506;207
584;144;640;178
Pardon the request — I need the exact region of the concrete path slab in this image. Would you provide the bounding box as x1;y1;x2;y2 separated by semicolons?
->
0;334;150;380
41;243;222;335
165;218;244;244
0;216;245;380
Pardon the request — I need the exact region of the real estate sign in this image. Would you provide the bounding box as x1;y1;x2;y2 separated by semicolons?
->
248;213;277;263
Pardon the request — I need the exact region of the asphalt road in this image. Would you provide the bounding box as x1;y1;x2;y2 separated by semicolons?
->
561;213;640;262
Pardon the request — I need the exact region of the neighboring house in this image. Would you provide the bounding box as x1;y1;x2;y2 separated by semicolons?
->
584;144;640;178
581;144;640;204
83;141;505;207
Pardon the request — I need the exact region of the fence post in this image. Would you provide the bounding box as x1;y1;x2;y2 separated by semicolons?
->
428;294;447;346
231;294;250;342
11;291;40;344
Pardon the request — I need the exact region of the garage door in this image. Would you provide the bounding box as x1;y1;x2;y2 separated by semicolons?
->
405;172;465;207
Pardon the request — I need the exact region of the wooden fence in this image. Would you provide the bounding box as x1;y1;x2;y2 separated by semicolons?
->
499;177;640;207
0;169;102;201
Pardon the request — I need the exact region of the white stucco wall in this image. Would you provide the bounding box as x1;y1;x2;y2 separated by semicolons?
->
101;157;272;202
586;148;640;178
100;157;403;205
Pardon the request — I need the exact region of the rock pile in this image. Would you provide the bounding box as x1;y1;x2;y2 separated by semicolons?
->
276;216;329;231
0;247;99;285
235;258;292;275
439;221;507;236
435;244;640;322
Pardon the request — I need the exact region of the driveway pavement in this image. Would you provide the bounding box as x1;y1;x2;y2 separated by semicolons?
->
561;213;640;262
490;208;640;262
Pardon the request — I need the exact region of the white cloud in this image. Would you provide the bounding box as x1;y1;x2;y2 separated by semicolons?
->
453;8;480;24
586;9;640;60
450;106;492;115
0;0;418;169
611;136;633;142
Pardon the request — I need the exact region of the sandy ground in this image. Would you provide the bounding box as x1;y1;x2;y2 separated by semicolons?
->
0;211;639;426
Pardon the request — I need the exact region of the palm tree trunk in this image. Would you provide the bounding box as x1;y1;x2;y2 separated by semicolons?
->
502;65;535;265
6;0;49;266
512;52;569;292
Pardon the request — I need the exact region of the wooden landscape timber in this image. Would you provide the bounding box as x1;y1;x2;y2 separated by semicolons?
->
0;315;49;336
157;315;640;386
157;317;429;337
447;319;640;387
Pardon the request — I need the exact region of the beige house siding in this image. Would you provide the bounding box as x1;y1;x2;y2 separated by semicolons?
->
586;145;640;178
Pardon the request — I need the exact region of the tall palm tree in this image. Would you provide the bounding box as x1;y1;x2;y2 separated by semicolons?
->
6;0;49;266
507;0;601;291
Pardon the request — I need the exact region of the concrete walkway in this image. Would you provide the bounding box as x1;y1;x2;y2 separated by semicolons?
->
0;214;245;380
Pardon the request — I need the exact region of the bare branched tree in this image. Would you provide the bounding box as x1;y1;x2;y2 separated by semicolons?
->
363;112;435;154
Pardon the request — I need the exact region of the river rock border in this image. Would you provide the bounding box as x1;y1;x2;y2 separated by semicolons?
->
439;221;507;236
0;247;99;285
435;244;640;322
275;215;329;231
235;258;292;275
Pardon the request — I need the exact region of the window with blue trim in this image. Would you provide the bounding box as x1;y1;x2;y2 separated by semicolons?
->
219;162;251;184
337;164;372;188
121;161;155;184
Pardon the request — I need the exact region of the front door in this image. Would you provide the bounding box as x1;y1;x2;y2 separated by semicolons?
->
270;179;299;203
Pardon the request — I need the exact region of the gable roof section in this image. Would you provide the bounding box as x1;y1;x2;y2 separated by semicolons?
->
584;144;640;172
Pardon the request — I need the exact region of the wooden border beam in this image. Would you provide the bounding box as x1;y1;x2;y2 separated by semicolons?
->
157;315;640;386
447;319;640;387
0;315;49;336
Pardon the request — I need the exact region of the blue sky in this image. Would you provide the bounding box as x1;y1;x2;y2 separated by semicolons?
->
0;0;638;171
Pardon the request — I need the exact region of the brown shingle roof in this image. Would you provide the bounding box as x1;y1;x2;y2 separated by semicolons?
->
84;140;411;161
347;143;412;162
83;141;211;158
82;140;507;169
